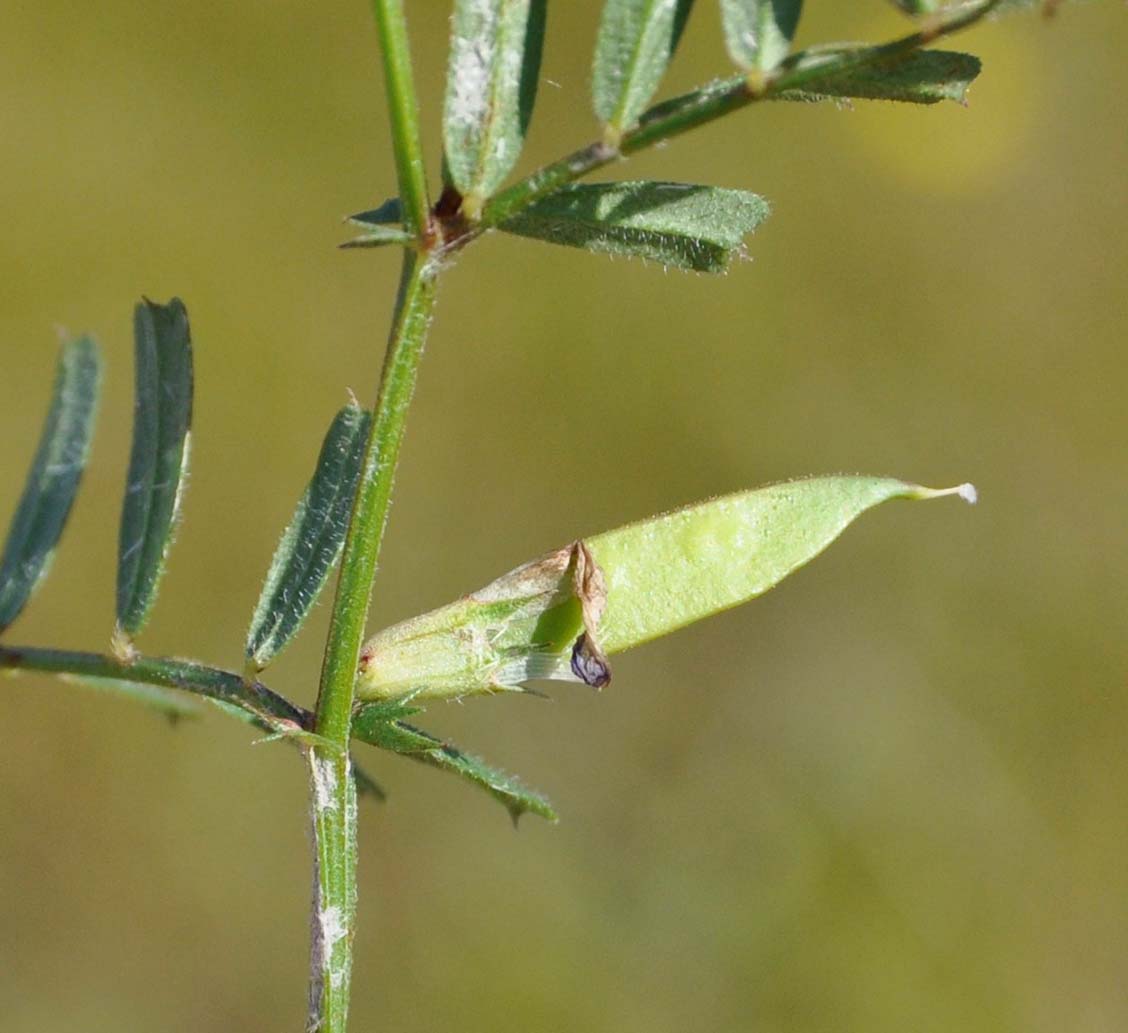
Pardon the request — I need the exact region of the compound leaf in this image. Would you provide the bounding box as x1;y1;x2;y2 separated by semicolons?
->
499;180;769;272
0;336;101;633
115;298;193;646
246;404;372;671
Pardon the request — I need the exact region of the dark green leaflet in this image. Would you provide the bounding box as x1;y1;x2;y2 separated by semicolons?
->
0;336;102;633
353;701;557;822
499;180;770;272
246;405;372;671
116;298;194;643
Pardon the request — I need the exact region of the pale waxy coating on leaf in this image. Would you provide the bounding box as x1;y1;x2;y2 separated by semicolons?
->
356;476;975;701
443;0;546;212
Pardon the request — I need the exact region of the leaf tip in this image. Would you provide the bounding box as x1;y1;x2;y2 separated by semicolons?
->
509;799;559;827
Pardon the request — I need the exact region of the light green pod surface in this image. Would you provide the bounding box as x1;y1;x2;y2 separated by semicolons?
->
588;476;937;652
357;476;974;700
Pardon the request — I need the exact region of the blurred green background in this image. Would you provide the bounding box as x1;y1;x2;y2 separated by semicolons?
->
2;3;1125;1031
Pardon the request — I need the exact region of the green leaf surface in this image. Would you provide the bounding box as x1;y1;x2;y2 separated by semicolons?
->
719;0;803;72
0;336;101;634
443;0;547;210
499;180;770;272
592;0;696;137
115;298;194;644
357;476;976;701
246;405;372;671
352;704;557;822
777;47;982;105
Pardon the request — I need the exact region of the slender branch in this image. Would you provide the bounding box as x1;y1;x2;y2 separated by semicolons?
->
307;250;438;1031
477;0;1002;231
313;253;437;745
0;643;303;725
370;0;431;240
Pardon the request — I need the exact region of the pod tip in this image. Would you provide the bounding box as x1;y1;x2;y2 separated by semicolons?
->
912;481;978;505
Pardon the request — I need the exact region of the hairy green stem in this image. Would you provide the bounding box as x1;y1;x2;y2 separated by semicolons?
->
0;643;302;724
369;0;431;240
478;0;1002;230
308;250;438;1031
314;254;437;743
305;1;436;1024
307;747;358;1032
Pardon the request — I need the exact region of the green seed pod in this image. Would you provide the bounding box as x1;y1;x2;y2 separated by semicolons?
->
356;475;975;701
